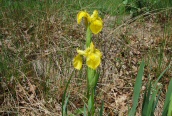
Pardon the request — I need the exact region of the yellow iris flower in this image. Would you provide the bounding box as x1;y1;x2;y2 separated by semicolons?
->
73;42;102;70
77;10;103;34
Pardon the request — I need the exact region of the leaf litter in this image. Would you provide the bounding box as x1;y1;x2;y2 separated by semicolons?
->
0;10;172;116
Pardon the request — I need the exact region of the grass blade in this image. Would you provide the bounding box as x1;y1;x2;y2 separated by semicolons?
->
75;108;84;115
150;89;161;116
168;94;172;116
128;60;145;116
99;100;104;116
153;64;170;88
142;81;152;116
84;105;87;116
146;88;159;116
153;91;161;113
162;79;172;116
62;70;74;116
63;95;69;116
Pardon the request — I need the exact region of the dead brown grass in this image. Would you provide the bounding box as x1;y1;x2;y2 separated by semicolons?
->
0;7;172;116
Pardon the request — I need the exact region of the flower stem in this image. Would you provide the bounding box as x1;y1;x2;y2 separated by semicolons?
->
86;26;92;100
91;89;95;115
86;26;92;48
86;26;96;116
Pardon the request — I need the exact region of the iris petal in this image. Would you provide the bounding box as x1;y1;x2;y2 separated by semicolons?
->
90;20;103;34
89;42;95;51
91;10;99;21
73;55;83;70
95;49;102;58
77;10;103;34
86;53;101;69
77;49;86;55
77;11;90;24
73;42;102;70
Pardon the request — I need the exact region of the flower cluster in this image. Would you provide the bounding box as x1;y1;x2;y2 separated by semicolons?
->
73;10;103;70
73;42;102;70
77;10;103;34
71;10;103;116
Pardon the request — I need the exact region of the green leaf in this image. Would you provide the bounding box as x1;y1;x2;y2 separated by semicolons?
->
146;84;161;116
75;105;87;116
84;105;87;116
142;81;152;116
62;70;74;116
63;95;69;116
153;64;170;88
162;79;172;116
87;67;96;87
99;100;104;116
146;89;157;116
168;94;172;116
142;64;170;116
123;0;128;5
75;108;84;115
69;114;75;116
128;60;145;116
93;71;100;92
152;91;161;113
88;95;92;112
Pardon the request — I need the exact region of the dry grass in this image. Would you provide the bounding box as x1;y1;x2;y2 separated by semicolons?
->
0;2;172;115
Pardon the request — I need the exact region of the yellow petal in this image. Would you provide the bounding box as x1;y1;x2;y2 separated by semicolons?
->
89;42;95;50
73;55;83;70
77;49;87;56
91;10;99;21
77;11;91;24
90;19;103;34
87;42;102;57
86;53;101;70
95;49;102;58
